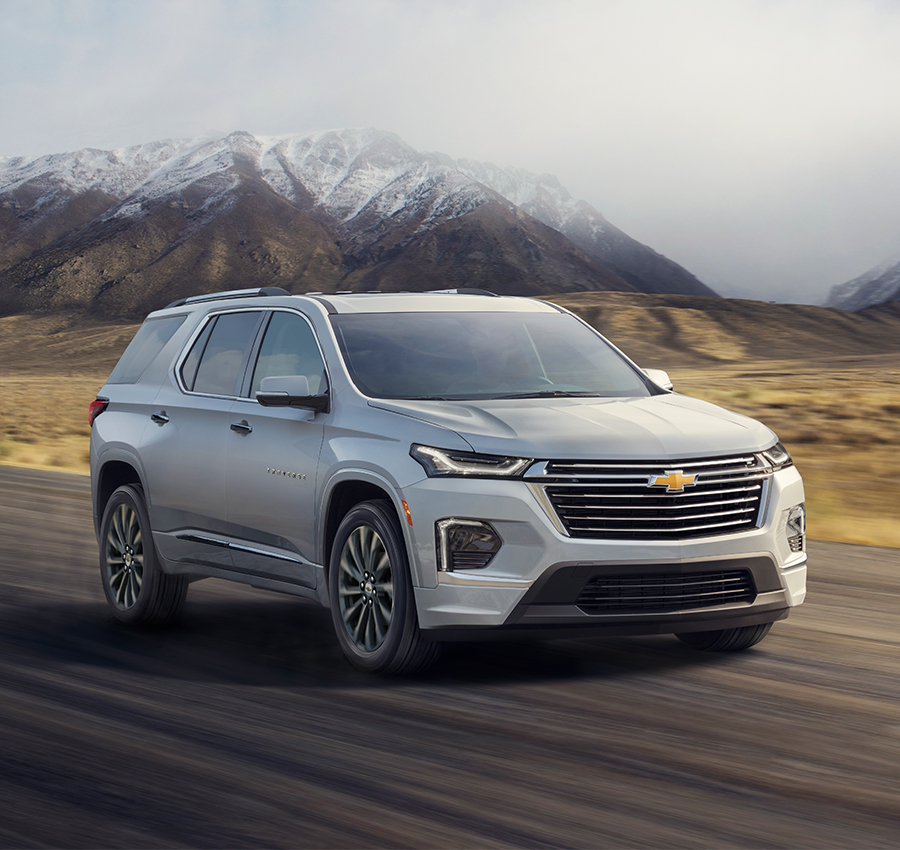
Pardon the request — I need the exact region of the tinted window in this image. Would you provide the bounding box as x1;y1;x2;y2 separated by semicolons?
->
180;317;216;391
107;316;186;384
249;312;327;397
191;311;262;396
331;312;650;399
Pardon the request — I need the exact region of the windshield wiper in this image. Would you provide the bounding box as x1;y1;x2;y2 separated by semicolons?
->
493;390;601;399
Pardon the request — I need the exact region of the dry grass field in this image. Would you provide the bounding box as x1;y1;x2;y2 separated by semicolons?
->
1;297;898;548
671;358;900;549
0;314;137;474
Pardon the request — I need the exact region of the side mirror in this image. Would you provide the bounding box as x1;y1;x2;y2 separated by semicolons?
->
256;375;330;413
642;368;674;392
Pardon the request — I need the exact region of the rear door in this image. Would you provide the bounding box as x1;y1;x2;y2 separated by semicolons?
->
143;309;265;568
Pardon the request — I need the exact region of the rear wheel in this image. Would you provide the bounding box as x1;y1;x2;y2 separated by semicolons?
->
676;622;772;651
329;499;440;674
99;484;188;625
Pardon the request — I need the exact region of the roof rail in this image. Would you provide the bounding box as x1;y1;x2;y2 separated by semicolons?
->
427;288;498;296
165;287;290;309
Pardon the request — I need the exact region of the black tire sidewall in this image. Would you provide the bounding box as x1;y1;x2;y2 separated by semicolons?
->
676;622;772;651
328;500;416;672
99;484;163;625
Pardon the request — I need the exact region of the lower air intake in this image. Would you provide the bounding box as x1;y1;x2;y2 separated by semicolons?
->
576;569;756;614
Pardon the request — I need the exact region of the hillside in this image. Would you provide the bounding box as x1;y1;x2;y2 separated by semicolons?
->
543;291;900;367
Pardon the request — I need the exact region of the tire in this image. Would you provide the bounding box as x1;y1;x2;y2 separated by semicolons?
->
675;622;773;651
99;484;188;625
328;499;441;675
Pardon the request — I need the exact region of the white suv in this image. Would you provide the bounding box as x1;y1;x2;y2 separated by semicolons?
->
90;288;807;673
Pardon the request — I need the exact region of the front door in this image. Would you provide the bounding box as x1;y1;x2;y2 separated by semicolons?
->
225;309;329;587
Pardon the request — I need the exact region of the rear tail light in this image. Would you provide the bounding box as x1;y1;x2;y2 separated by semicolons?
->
88;398;109;427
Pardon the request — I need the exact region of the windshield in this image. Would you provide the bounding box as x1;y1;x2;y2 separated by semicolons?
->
331;311;652;400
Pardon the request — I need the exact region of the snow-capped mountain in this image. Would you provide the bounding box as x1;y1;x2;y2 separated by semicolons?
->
0;129;715;318
826;257;900;311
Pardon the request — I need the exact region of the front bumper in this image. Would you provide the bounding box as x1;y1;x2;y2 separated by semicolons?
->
404;466;807;636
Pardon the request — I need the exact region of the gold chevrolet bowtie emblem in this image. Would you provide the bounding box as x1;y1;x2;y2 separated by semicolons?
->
648;470;697;492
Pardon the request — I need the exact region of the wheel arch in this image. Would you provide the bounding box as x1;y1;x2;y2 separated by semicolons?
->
94;455;146;540
320;469;422;584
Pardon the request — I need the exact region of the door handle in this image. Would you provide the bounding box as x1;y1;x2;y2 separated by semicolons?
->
151;411;170;425
230;420;253;434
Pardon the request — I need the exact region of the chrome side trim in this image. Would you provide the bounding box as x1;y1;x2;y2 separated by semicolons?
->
176;533;229;548
175;534;312;566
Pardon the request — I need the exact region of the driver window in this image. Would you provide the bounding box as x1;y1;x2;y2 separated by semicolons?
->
250;312;327;398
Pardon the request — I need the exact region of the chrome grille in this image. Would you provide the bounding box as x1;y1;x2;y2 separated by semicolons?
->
531;454;768;540
576;569;756;613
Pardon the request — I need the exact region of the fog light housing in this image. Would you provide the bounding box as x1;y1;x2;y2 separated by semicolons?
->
436;519;502;571
786;504;805;553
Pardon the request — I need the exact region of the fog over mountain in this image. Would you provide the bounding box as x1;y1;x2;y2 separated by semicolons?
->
0;129;715;318
5;1;900;307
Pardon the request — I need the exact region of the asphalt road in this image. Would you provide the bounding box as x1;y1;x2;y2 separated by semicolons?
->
1;465;899;849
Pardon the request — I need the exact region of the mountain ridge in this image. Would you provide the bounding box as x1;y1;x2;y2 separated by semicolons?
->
0;129;715;318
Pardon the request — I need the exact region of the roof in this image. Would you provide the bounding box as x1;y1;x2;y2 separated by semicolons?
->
313;291;560;315
160;287;563;316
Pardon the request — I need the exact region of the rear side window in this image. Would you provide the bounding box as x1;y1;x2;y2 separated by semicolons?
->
249;311;328;397
107;315;187;384
184;311;262;396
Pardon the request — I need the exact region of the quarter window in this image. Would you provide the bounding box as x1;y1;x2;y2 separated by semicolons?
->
107;315;186;384
249;311;327;398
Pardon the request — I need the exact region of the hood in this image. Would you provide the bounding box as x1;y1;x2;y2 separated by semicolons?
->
369;393;776;460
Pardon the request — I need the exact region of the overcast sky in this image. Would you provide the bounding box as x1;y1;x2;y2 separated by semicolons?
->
3;0;899;304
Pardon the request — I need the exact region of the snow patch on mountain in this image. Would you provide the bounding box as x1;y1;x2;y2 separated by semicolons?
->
107;137;242;214
451;158;607;236
257;129;493;233
0;138;205;201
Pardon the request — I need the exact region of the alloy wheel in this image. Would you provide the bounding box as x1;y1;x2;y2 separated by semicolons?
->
337;524;394;652
105;503;144;609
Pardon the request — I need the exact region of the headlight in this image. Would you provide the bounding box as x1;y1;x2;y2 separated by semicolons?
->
761;441;793;471
410;444;532;478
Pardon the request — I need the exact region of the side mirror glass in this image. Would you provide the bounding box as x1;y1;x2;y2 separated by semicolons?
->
642;368;674;391
256;375;330;413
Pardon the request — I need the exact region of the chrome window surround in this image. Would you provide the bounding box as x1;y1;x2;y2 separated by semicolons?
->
174;307;331;403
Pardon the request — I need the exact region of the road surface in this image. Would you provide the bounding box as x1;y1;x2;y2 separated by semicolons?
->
1;465;898;848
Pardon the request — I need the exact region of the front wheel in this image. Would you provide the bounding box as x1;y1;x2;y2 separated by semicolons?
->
675;622;773;651
99;484;188;625
328;500;440;674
